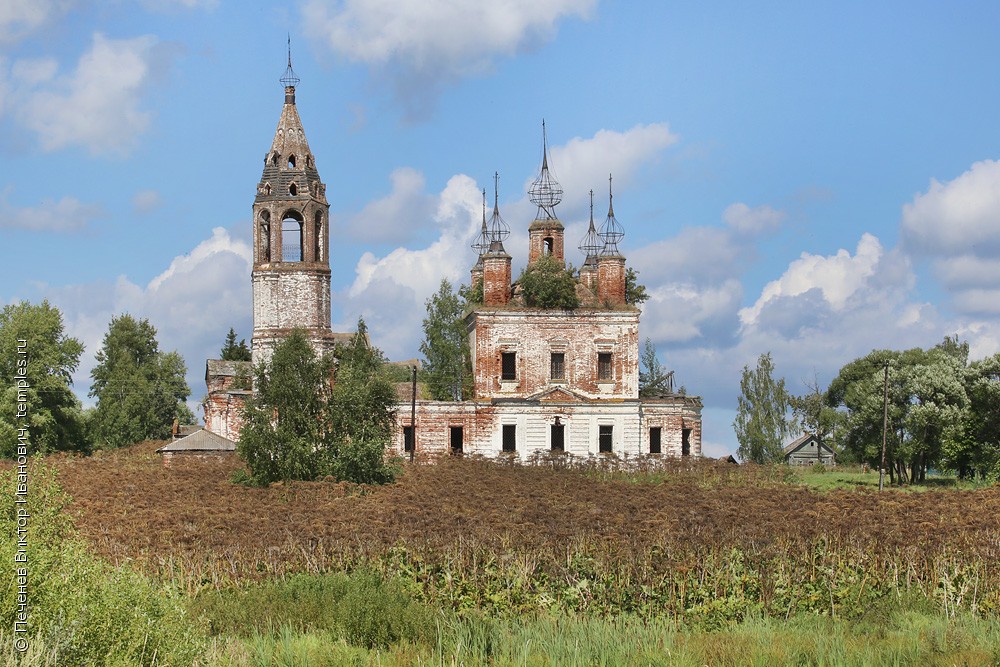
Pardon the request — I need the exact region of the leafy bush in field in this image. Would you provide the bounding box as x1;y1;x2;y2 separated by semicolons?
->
0;463;203;666
190;571;436;649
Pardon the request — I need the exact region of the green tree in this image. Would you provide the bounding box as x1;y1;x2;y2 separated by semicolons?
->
89;314;192;448
639;337;674;397
0;300;88;456
220;327;252;361
420;279;472;400
327;319;398;484
827;340;969;483
733;352;793;464
625;267;649;305
237;322;397;486
963;352;1000;479
518;256;580;309
238;330;333;484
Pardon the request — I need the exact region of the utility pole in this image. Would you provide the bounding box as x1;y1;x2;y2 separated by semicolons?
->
879;360;889;491
410;365;417;464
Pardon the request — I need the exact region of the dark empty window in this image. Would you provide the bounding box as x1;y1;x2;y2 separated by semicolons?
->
288;154;296;168
682;428;691;456
502;424;517;452
551;423;565;451
543;237;554;255
599;425;613;453
598;352;613;381
403;425;414;452
450;426;463;455
550;352;565;381
501;352;516;381
289;183;298;195
649;427;662;454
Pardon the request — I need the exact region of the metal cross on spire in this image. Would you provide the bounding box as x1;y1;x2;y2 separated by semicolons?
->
599;174;625;255
280;34;300;88
486;171;510;251
528;119;563;220
471;188;491;255
579;189;603;263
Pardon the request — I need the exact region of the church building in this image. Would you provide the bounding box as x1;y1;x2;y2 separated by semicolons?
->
205;58;702;458
395;131;702;458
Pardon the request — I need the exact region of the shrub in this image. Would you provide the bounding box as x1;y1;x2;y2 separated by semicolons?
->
0;463;203;666
518;256;579;309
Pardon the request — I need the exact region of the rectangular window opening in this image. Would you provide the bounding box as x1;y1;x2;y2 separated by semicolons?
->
649;426;662;454
682;428;691;456
450;426;463;455
550;352;565;381
403;425;414;453
502;424;517;452
551;423;565;451
599;424;613;453
501;351;517;381
598;352;613;381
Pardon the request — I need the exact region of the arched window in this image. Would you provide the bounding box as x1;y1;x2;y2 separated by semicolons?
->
288;154;296;169
289;183;298;196
543;236;554;256
271;152;279;166
259;212;271;263
281;213;303;262
314;211;323;262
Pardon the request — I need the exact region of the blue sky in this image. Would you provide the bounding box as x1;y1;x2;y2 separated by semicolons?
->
3;1;1000;457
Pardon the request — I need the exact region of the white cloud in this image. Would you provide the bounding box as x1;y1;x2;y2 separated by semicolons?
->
900;160;1000;317
14;32;165;156
303;0;595;117
902;160;1000;256
0;191;102;231
342;174;482;358
345;167;436;243
640;280;743;345
0;0;75;45
546;124;679;216
132;189;162;215
631;226;744;285
739;233;886;327
138;0;219;10
45;226;253;416
723;202;786;236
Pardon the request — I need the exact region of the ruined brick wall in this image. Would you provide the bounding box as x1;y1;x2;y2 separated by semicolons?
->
204;360;251;441
251;266;333;365
471;309;639;399
527;220;565;265
640;399;703;456
481;253;511;306
597;255;626;306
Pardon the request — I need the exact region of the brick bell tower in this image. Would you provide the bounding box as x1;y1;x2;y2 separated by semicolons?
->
251;48;336;365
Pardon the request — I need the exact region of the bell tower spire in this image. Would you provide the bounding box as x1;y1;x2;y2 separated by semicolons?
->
251;44;336;365
527;120;565;266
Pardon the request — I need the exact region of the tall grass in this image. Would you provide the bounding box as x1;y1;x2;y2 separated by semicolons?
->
0;463;204;666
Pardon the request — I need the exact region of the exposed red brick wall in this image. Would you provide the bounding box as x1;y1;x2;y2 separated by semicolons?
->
482;253;511;306
597;255;626;306
527;220;565;265
471;309;639;399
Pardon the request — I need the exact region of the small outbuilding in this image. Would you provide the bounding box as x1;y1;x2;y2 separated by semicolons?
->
783;433;835;466
156;428;236;465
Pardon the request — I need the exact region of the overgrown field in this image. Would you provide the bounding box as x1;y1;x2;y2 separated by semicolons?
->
51;444;1000;619
5;444;1000;665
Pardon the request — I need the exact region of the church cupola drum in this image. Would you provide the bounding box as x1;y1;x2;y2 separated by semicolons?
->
251;50;336;365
